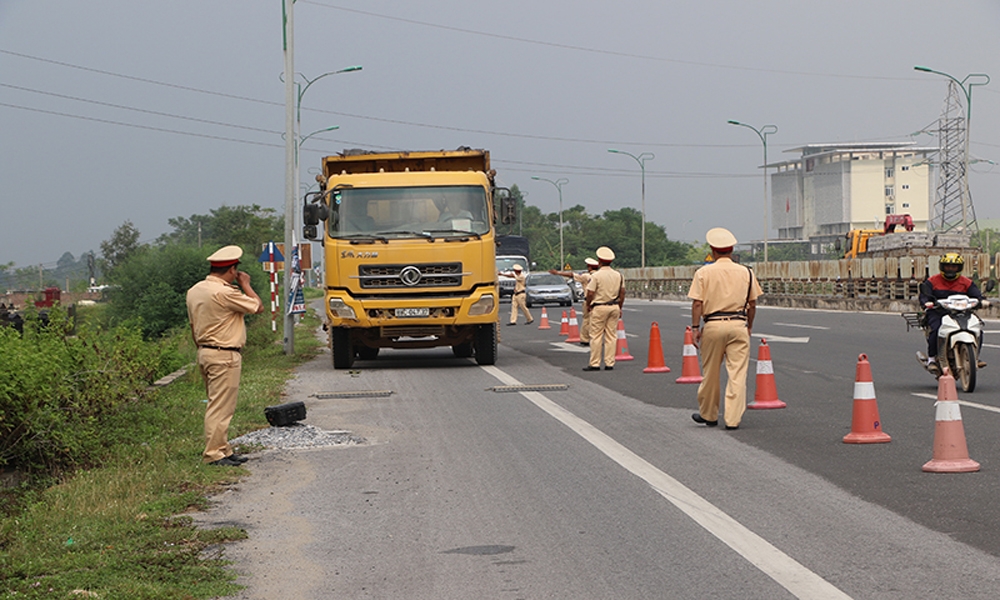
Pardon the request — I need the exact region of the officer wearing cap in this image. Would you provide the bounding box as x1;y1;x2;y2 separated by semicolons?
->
186;245;264;466
551;257;599;345
583;247;625;371
688;228;762;430
499;263;533;326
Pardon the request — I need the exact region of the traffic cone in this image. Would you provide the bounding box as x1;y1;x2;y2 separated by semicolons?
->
643;322;671;373
566;308;581;343
674;326;700;382
538;307;551;330
843;354;891;444
614;319;634;361
748;339;786;409
559;310;569;336
922;368;980;473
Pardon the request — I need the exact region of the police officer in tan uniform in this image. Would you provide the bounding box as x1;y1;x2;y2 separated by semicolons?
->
500;264;533;326
688;228;763;430
584;247;625;371
186;245;264;466
551;257;598;345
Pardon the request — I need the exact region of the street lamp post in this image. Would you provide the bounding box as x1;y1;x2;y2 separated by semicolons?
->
914;66;990;232
607;149;654;268
531;176;569;268
727;120;777;263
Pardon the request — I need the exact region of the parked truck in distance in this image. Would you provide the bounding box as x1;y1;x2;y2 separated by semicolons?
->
302;148;516;368
840;214;972;259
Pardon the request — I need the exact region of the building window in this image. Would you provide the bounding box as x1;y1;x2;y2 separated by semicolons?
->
902;184;909;190
901;165;910;171
885;205;893;214
902;203;910;208
885;186;894;197
886;168;894;178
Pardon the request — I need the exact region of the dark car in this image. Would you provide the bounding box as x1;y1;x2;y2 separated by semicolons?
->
525;273;574;307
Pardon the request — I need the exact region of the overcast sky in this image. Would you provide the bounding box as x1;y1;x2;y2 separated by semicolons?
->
3;0;999;269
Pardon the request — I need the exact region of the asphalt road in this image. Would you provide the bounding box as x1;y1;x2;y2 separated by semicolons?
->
200;301;1000;599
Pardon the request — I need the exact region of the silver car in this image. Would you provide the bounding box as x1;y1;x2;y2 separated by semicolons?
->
524;273;574;308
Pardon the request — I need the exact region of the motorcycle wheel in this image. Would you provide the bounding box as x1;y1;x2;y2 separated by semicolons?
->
954;342;977;393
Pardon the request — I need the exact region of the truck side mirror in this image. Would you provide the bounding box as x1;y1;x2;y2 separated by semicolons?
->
494;188;516;225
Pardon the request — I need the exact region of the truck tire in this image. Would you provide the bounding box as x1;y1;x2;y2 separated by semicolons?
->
331;328;355;369
474;323;498;365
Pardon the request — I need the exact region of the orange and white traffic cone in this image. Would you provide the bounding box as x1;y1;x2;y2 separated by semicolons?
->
749;339;786;409
538;307;551;330
566;308;582;343
614;319;634;361
559;310;569;336
674;326;701;382
643;322;671;373
923;368;980;473
843;354;891;444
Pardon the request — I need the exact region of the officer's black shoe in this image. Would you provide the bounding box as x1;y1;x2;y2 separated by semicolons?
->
229;454;249;463
582;366;600;371
691;413;718;427
208;456;243;467
725;425;740;430
604;366;614;371
506;323;516;326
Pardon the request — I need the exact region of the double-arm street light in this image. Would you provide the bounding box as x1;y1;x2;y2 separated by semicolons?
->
282;0;361;354
531;176;569;268
727;120;777;263
914;66;990;232
608;149;654;268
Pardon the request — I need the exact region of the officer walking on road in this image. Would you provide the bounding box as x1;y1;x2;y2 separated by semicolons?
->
550;257;598;345
583;247;625;371
500;264;533;326
688;228;762;430
186;245;264;466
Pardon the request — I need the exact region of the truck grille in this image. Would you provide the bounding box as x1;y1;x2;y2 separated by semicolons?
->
358;263;465;289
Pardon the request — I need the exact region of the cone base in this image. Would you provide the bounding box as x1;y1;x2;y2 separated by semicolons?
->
675;375;701;383
643;366;671;373
615;355;634;361
843;432;892;444
922;458;981;473
749;400;787;410
538;325;551;330
566;336;581;343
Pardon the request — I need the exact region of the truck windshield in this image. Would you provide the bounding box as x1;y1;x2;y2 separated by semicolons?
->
330;186;490;238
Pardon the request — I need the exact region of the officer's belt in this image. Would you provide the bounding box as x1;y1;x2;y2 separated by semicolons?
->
703;311;746;322
200;345;243;353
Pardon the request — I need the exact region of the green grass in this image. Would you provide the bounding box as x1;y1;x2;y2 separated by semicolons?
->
0;307;324;598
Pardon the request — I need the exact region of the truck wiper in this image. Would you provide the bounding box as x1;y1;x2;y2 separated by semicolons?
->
376;230;435;241
334;233;389;243
424;228;481;240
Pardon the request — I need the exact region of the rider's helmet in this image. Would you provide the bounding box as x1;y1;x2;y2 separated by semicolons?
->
940;253;964;280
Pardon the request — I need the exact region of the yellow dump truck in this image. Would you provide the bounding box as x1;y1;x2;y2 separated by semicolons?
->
302;148;513;368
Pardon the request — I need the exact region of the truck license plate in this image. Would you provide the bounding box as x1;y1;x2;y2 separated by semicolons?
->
395;308;429;318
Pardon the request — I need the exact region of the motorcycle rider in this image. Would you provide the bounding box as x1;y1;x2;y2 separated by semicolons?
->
917;253;986;375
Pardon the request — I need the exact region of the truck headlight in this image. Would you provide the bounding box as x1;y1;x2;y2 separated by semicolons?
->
328;298;357;319
468;294;495;316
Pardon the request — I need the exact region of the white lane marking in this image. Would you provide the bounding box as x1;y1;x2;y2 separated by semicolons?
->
911;392;1000;414
481;365;852;600
549;342;590;353
773;322;830;330
752;334;810;343
983;344;1000;349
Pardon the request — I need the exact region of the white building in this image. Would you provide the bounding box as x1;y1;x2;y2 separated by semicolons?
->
768;142;936;254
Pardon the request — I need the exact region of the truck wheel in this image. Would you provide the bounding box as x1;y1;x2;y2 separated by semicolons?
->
474;323;498;365
331;328;355;369
452;340;474;358
357;345;380;361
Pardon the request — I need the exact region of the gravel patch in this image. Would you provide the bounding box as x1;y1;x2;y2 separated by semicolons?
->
231;423;365;449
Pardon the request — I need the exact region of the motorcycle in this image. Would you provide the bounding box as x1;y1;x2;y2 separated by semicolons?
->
903;294;989;392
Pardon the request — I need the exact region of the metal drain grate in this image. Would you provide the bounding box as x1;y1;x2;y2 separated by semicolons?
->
313;390;394;399
488;384;569;393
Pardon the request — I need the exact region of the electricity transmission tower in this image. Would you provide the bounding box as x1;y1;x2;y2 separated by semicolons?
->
932;81;977;234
